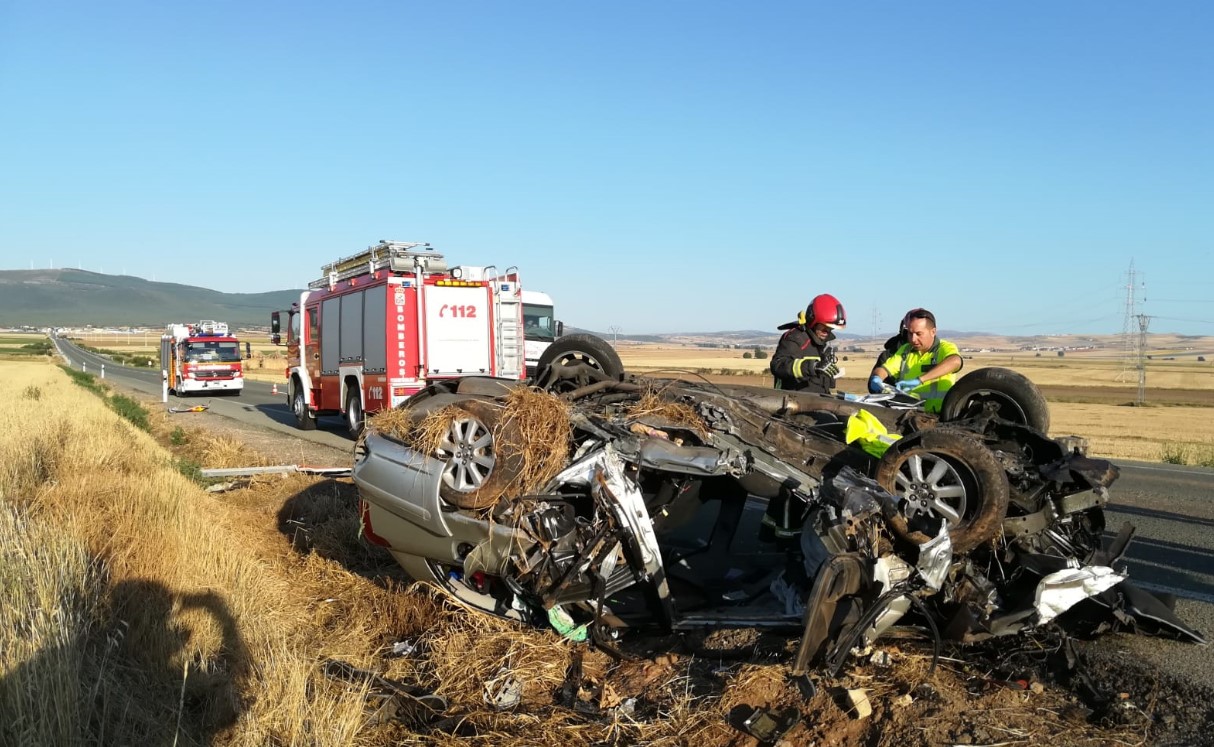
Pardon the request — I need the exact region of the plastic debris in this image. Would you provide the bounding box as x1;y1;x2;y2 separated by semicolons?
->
548;605;589;642
484;670;523;710
846;688;873;720
1034;565;1125;624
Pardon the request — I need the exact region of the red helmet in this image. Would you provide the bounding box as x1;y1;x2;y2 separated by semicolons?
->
806;294;846;330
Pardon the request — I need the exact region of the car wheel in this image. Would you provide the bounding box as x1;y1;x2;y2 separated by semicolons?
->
293;384;317;431
345;388;364;438
874;428;1010;554
535;333;624;391
435;399;522;510
939;367;1050;433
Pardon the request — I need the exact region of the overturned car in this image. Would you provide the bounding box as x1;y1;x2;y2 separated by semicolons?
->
353;335;1204;670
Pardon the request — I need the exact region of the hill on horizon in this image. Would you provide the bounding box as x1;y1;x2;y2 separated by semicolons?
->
0;269;301;328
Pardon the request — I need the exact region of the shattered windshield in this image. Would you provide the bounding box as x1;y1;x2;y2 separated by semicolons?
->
185;340;241;363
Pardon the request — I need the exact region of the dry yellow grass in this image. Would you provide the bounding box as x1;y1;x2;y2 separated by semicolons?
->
0;360;783;746
0;360;378;745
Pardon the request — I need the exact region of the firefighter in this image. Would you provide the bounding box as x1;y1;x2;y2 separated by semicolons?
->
770;293;847;394
868;307;963;413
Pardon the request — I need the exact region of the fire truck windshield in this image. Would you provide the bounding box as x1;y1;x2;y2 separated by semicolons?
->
523;303;556;342
185;341;242;363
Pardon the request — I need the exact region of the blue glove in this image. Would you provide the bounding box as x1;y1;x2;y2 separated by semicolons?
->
868;375;884;394
896;377;922;393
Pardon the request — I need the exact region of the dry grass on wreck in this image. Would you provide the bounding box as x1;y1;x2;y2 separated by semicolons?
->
625;385;709;439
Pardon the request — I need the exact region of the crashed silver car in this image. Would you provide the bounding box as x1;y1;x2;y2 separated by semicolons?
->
353;334;1203;670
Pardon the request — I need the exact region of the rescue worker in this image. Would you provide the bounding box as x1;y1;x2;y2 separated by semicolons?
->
770;293;847;394
763;294;846;550
868;308;962;413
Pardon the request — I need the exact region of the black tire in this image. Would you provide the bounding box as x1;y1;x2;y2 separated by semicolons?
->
435;399;522;510
874;428;1010;554
534;333;624;391
292;382;317;431
345;387;364;438
940;367;1050;432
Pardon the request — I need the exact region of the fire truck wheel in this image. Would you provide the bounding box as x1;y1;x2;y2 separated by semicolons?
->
346;389;365;438
293;385;317;431
535;333;624;392
874;428;1010;554
436;399;522;510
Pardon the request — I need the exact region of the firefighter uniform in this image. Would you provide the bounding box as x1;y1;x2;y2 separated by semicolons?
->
769;325;837;394
880;339;962;413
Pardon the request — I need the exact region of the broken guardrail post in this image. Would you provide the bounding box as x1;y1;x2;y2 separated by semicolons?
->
101;364;105;379
199;465;352;478
162;369;168;403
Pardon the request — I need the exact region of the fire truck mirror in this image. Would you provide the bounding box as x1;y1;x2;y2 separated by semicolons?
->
244;342;251;359
556;320;565;338
270;312;281;335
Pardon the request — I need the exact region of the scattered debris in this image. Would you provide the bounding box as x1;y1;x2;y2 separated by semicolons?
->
845;688;873;720
484;669;523;710
320;658;447;726
735;706;800;743
168;405;209;413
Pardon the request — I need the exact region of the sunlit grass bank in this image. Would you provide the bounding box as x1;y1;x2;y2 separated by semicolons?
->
0;361;377;746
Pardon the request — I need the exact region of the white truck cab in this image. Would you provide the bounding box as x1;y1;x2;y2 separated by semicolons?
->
522;290;563;377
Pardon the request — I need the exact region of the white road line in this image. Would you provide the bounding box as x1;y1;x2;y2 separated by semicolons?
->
1121;463;1214;478
1133;580;1214;607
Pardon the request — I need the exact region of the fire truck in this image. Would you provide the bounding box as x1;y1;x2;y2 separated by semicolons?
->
271;240;525;435
160;320;245;396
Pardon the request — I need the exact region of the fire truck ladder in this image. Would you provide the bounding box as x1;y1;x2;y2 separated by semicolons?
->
493;266;524;379
308;241;449;289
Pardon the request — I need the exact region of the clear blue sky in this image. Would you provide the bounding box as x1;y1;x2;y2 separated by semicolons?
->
2;1;1210;336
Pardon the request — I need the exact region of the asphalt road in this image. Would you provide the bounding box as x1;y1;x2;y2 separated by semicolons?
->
52;337;355;451
51;338;1214;682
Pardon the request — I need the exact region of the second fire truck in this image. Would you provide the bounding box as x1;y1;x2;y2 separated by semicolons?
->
161;320;245;396
271;240;525;435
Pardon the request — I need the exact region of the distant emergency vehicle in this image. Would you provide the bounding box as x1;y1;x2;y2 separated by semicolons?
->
160;320;245;395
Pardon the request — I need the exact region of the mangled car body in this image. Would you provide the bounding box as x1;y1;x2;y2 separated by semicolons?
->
353;336;1204;669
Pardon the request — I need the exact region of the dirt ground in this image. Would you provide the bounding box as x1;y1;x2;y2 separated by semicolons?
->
112;384;1214;747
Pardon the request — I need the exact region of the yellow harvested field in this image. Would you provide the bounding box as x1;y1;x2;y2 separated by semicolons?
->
1049;402;1214;462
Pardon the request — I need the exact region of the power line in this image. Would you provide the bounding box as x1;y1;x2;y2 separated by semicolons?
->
1152;315;1214;325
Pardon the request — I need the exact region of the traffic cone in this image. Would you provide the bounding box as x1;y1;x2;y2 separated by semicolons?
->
272;382;279;395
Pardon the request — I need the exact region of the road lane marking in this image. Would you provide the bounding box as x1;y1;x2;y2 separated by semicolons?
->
1120;463;1214;478
1132;580;1214;607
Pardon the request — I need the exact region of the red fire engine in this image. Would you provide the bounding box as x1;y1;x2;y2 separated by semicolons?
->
271;240;525;435
160;320;245;396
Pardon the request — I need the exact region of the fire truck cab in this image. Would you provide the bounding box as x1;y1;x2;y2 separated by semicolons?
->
160;320;245;396
271;240;525;436
521;289;564;377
